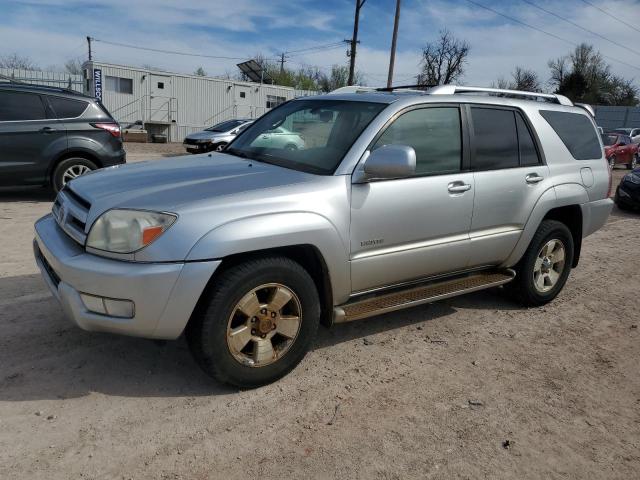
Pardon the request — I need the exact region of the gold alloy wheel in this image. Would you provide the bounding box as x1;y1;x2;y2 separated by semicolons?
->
533;239;566;293
226;283;302;367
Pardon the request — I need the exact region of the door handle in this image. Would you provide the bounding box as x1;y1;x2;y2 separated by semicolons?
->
39;127;57;134
448;182;472;194
525;173;544;184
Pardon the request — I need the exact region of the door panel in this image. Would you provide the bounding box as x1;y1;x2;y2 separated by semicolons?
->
149;74;171;123
469;165;550;266
467;105;550;267
350;173;474;292
0;91;66;186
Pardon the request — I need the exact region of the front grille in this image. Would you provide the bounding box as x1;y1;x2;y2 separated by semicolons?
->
53;186;92;245
183;138;206;146
36;246;60;287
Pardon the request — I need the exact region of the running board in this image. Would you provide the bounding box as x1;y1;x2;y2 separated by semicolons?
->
333;269;516;323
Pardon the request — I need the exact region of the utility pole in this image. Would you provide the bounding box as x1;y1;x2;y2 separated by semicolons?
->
386;0;401;88
86;36;92;61
347;0;366;86
279;52;286;76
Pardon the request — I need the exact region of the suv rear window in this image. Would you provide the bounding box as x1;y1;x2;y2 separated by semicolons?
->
0;91;47;121
47;96;88;118
540;110;601;160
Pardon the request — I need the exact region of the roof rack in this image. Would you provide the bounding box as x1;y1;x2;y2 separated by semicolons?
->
0;77;86;96
428;85;574;106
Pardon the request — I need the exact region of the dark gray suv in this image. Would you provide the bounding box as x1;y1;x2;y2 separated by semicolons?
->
0;84;126;192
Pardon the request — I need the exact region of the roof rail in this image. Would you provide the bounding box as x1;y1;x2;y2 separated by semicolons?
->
329;86;377;94
574;102;595;117
428;85;574;106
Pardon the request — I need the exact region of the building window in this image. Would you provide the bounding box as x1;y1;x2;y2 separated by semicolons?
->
239;91;246;98
105;76;133;94
266;95;286;109
157;82;164;89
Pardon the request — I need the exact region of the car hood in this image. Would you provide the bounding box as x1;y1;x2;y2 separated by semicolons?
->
184;131;224;141
68;153;317;219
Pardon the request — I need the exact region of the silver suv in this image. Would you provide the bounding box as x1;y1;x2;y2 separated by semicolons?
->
34;85;613;387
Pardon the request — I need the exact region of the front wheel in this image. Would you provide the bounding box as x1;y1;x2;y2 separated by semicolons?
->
213;143;227;152
186;256;320;388
609;156;616;169
628;154;638;170
506;220;574;307
52;157;98;193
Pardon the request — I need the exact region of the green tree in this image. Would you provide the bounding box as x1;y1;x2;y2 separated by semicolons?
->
548;43;638;106
194;66;207;76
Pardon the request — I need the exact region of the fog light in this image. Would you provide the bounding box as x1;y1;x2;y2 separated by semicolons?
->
80;293;134;319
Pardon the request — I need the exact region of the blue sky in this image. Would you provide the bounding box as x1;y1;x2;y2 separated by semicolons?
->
1;0;640;88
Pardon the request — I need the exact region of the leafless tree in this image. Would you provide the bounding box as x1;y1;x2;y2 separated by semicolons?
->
417;30;470;85
193;66;207;76
511;67;542;92
64;57;84;75
0;53;38;70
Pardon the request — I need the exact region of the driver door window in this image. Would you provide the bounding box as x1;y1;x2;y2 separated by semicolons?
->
372;107;462;175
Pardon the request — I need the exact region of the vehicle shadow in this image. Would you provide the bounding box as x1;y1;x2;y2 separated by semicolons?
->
609;204;639;220
0;187;55;203
0;273;521;401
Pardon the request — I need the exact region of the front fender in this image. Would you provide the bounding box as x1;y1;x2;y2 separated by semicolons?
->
186;212;351;304
502;183;589;267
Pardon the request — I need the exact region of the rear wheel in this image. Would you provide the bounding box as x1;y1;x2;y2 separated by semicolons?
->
506;220;574;307
52;157;98;193
609;156;616;169
186;256;320;388
628;154;638;170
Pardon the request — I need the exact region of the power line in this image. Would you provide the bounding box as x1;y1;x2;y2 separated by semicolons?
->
521;0;640;57
464;0;640;72
91;38;250;60
285;42;345;56
578;0;640;35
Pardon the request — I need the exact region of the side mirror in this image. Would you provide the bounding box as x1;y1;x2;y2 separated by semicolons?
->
362;145;416;180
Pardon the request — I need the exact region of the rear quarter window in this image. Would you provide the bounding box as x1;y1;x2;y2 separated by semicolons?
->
47;96;89;118
539;110;601;160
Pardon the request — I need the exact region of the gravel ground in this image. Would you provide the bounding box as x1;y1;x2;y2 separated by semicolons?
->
0;158;638;479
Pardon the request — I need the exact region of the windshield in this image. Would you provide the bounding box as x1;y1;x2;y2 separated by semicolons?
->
206;120;247;132
226;100;387;174
601;134;618;146
614;128;631;135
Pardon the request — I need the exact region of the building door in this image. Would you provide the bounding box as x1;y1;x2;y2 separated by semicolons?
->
148;74;171;123
235;86;251;118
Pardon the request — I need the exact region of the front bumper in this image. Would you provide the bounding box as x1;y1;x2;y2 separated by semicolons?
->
34;214;220;339
616;183;640;208
183;142;211;153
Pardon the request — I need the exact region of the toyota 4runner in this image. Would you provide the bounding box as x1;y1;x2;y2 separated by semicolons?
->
34;85;613;387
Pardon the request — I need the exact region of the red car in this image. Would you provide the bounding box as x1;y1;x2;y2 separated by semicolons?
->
601;133;639;169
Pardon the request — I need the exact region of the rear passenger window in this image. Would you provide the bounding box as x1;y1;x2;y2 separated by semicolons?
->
540;110;601;160
373;107;461;175
471;107;519;170
516;112;540;166
47;96;89;118
0;91;47;121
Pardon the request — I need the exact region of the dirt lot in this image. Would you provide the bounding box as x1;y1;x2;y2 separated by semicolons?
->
0;150;638;479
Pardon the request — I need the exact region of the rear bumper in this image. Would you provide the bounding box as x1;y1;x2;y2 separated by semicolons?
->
102;147;126;167
34;214;220;339
581;198;614;237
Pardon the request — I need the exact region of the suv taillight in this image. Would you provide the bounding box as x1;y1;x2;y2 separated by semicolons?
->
92;123;121;138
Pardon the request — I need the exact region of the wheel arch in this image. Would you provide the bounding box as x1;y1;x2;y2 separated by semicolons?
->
48;149;102;184
200;245;334;327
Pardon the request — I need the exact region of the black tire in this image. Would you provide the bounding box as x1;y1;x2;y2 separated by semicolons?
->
506;220;574;307
52;157;98;193
284;143;298;151
608;156;616;169
186;256;320;388
628;154;638;170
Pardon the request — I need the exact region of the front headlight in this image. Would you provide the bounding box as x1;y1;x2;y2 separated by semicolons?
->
86;209;177;254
